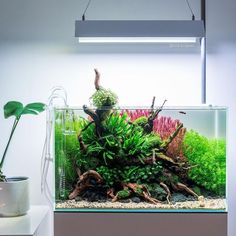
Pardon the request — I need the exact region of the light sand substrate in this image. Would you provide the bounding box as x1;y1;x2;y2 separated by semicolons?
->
56;198;226;210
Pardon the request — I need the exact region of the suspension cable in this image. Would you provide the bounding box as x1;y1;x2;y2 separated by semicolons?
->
185;0;195;20
82;0;92;21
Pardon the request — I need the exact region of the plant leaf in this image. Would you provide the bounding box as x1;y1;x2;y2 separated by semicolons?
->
22;109;39;115
4;101;24;119
25;103;45;112
22;102;45;115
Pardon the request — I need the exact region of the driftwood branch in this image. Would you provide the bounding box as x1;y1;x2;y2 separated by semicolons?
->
78;135;87;152
82;121;94;132
114;152;185;167
162;123;184;150
150;99;167;121
78;170;103;184
69;170;103;199
77;121;95;152
151;96;156;112
144;99;167;133
83;105;102;138
125;183;161;204
107;188;116;200
172;182;199;199
83;105;98;121
155;152;180;165
160;182;171;204
94;69;101;90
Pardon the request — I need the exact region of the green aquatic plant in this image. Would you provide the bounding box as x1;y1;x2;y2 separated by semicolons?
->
121;164;163;184
117;189;131;199
54;112;86;199
96;166;119;187
145;134;162;148
146;183;168;201
90;69;118;108
91;88;118;108
0;101;45;182
133;116;148;126
80;112;152;166
96;163;163;188
183;130;226;195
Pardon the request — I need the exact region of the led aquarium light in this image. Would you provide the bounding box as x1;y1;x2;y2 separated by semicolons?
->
75;20;205;44
78;37;197;44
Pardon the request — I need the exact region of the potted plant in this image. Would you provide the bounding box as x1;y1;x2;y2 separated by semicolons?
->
0;101;45;217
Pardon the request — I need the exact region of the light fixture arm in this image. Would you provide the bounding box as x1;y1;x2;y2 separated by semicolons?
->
201;0;206;29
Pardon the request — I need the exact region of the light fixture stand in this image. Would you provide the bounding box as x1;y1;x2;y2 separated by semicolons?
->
201;0;206;104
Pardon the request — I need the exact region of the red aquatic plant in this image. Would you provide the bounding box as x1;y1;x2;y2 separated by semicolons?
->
122;109;151;122
122;109;187;162
166;127;187;162
153;116;180;140
122;109;180;139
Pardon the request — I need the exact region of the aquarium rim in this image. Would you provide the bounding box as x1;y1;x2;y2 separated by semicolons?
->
53;105;228;111
54;208;227;213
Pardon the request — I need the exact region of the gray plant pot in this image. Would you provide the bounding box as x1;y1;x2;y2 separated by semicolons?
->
0;177;29;217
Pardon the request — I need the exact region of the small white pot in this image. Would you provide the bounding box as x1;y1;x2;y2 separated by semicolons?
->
0;177;29;217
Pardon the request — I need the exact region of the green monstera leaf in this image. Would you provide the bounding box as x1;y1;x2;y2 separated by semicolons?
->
4;101;45;119
22;103;46;115
4;101;24;119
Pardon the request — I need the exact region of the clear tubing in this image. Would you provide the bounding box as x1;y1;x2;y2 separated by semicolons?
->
41;87;68;207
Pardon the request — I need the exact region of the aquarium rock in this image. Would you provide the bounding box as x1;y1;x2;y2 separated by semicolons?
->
131;197;141;203
171;193;189;202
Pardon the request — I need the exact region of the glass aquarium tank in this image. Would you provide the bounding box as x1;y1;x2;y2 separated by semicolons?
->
54;106;227;212
53;70;227;212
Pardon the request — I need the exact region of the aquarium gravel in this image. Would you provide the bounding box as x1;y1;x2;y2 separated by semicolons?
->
56;198;226;210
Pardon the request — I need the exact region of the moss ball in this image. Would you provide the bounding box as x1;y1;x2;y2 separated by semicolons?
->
91;88;118;108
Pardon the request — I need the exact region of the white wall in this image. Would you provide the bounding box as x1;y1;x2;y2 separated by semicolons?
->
0;0;235;235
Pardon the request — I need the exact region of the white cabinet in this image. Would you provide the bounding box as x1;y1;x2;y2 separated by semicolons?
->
0;206;49;236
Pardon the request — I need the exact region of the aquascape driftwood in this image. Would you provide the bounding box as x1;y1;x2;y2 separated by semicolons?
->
69;69;204;205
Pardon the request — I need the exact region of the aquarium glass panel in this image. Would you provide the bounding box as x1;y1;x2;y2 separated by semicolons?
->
54;106;227;212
